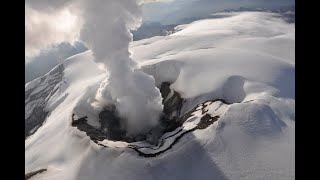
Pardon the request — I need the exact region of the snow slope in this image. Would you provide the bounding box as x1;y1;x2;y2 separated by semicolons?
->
25;12;294;180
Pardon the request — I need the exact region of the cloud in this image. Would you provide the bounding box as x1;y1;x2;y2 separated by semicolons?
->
25;42;87;84
25;0;73;11
24;0;161;59
25;4;82;58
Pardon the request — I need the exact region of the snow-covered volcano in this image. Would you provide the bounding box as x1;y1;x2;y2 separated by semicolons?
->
25;12;294;180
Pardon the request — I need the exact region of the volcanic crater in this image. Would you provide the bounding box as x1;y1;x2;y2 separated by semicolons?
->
71;82;231;157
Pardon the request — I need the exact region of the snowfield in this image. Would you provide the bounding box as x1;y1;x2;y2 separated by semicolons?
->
25;12;294;180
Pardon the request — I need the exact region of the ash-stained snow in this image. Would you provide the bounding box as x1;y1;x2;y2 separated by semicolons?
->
25;12;294;180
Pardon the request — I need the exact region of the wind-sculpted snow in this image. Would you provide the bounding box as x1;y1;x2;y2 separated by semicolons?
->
141;60;183;86
25;12;294;180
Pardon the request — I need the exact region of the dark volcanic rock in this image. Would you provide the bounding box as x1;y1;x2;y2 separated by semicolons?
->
160;82;171;99
25;169;47;180
72;82;185;143
99;105;126;141
160;82;183;118
197;114;219;129
71;115;107;142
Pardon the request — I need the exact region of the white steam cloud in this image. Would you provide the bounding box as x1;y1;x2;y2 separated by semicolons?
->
26;0;163;136
78;0;163;136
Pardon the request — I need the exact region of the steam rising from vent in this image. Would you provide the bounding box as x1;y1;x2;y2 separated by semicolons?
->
79;0;163;136
25;0;164;136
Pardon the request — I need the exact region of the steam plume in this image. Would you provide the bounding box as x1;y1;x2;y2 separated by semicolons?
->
26;0;163;136
79;0;163;136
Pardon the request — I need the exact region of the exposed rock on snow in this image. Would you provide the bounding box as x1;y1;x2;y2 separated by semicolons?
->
128;99;229;157
70;80;232;158
161;82;183;119
25;169;47;180
25;64;67;138
71;82;184;145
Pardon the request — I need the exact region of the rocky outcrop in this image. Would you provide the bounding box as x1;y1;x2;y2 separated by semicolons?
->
25;64;65;138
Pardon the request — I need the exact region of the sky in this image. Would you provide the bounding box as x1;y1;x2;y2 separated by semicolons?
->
25;0;295;84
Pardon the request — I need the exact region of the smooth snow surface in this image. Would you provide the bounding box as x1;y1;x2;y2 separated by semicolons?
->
25;12;294;180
